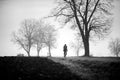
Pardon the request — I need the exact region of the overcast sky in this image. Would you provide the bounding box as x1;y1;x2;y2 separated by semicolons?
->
0;0;120;57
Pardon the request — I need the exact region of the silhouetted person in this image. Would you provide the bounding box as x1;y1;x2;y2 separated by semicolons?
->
63;44;68;57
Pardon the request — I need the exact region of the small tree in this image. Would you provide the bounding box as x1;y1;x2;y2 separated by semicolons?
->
11;19;36;56
44;24;56;57
108;38;120;57
71;33;83;56
33;20;46;56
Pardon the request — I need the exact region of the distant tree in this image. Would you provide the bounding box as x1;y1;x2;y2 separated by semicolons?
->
33;20;46;56
44;24;56;57
108;38;120;57
52;0;113;57
11;19;36;56
71;33;83;56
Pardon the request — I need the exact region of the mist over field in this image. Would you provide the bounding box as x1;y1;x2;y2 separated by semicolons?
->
0;0;120;57
0;0;120;80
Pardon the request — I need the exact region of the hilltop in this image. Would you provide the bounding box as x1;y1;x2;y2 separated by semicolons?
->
0;56;120;80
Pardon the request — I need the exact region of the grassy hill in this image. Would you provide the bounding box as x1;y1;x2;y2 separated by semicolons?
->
0;56;120;80
0;57;80;80
50;57;120;80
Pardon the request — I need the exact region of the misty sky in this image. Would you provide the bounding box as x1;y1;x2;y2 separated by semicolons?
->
0;0;120;57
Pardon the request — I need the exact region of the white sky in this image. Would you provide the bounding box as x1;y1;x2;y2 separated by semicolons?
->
0;0;120;57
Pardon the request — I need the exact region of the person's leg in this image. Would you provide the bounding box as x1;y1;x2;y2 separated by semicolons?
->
65;51;67;56
65;51;66;57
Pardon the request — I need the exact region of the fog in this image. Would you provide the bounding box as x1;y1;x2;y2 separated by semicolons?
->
0;0;120;57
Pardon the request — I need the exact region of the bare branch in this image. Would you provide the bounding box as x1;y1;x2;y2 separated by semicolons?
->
51;0;113;56
109;38;120;57
11;19;37;56
87;0;100;24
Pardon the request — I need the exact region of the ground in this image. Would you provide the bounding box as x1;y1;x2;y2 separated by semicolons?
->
50;57;120;80
0;56;120;80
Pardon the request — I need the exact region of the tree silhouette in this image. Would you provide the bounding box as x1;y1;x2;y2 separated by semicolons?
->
109;38;120;57
33;20;46;56
44;24;56;57
12;19;36;56
52;0;113;56
71;33;83;56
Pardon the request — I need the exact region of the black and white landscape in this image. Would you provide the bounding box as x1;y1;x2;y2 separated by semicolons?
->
0;0;120;80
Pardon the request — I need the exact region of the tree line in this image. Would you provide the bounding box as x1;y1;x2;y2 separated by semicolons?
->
11;19;56;57
11;0;120;57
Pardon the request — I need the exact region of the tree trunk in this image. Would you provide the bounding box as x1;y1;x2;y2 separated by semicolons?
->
76;48;79;56
27;51;30;57
37;49;40;57
37;45;40;57
48;46;51;57
83;37;90;57
116;54;119;57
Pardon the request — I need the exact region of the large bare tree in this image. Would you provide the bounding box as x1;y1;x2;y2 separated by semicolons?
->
12;19;36;56
52;0;113;56
108;38;120;57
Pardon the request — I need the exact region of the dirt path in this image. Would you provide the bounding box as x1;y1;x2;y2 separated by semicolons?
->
49;57;93;79
49;57;120;80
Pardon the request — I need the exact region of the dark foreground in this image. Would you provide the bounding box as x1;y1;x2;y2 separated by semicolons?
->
0;57;120;80
0;57;80;80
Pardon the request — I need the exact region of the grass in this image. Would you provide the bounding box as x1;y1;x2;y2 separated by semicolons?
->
0;57;80;80
70;57;120;80
49;56;120;80
0;56;120;80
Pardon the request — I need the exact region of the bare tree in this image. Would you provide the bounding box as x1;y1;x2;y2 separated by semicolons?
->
52;0;113;56
44;24;56;57
11;19;36;56
108;38;120;57
33;20;46;56
71;33;83;56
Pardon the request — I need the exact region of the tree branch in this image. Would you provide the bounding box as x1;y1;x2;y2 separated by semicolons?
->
87;0;100;24
71;0;85;37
